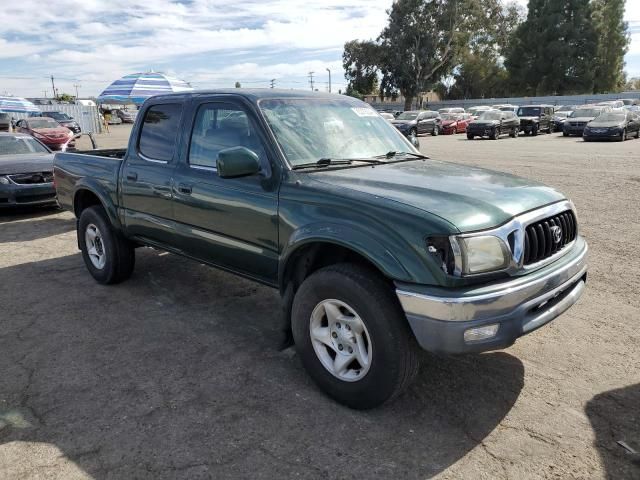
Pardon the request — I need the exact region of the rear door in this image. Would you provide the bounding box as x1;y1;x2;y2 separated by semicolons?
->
171;98;280;284
119;101;184;245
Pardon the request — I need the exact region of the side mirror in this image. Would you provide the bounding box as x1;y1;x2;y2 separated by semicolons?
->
217;146;261;179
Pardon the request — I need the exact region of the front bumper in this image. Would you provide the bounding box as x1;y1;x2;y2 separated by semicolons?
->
583;129;622;140
521;122;539;132
564;125;586;136
467;126;495;137
0;183;57;208
396;237;588;354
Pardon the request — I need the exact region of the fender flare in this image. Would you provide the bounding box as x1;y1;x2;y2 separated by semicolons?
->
278;222;414;290
72;178;123;231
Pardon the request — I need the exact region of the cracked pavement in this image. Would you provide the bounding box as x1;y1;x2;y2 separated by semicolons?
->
0;127;638;479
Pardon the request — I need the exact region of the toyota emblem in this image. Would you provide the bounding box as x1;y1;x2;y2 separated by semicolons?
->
550;225;562;244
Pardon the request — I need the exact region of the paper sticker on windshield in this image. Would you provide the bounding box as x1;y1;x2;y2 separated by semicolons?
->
351;107;379;117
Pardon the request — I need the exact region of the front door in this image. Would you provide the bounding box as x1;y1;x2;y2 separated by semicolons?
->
171;100;280;285
119;102;184;246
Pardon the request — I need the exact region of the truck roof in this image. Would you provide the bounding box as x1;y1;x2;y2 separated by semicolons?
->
146;89;357;103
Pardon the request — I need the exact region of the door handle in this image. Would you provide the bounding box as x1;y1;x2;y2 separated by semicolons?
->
178;183;192;195
126;172;138;181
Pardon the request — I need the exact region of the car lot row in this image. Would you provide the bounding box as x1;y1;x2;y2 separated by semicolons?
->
385;101;640;143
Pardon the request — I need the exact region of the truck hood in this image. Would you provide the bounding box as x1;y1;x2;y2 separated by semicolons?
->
311;160;565;232
0;153;54;174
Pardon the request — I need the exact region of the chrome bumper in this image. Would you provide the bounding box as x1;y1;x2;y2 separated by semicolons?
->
396;237;588;353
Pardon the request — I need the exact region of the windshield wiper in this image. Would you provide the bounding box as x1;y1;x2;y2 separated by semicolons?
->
373;151;429;160
292;157;388;170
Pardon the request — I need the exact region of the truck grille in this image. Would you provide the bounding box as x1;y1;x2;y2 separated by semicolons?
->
523;211;577;265
8;172;53;184
569;121;587;127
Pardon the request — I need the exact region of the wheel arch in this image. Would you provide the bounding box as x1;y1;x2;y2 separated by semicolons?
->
72;180;122;231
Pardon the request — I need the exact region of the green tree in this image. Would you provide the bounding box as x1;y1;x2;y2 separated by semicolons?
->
234;82;241;88
342;40;380;97
505;0;598;96
57;92;74;102
592;0;629;93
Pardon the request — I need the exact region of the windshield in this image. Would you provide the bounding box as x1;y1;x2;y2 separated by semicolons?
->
478;111;502;121
570;109;602;118
46;112;70;121
395;111;419;120
595;113;626;122
259;98;412;166
0;135;49;155
517;107;541;116
29;119;59;128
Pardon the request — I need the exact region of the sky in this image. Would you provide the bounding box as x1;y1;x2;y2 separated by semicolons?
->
0;0;638;98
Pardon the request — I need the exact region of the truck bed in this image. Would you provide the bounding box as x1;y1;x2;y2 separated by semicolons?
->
53;150;125;214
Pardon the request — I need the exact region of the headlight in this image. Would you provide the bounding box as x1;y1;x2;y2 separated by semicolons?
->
453;235;510;275
0;176;10;185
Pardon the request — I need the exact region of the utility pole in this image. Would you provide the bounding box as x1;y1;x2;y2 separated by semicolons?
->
50;75;57;100
308;71;315;91
73;83;81;99
42;90;48;98
270;79;276;89
326;68;332;93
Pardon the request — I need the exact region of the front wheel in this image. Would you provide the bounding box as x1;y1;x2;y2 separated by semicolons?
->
531;125;539;136
78;206;135;284
510;127;519;138
549;123;555;134
467;133;474;140
491;128;500;140
408;128;417;144
563;131;569;137
431;125;439;136
291;264;419;409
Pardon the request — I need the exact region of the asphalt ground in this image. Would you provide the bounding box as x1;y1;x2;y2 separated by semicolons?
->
0;124;638;479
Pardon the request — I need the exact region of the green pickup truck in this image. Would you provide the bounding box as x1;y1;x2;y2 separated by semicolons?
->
54;90;588;409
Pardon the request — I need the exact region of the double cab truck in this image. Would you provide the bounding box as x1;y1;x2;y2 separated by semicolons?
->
54;90;588;409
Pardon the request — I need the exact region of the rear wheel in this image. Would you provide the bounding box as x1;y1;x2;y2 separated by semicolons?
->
563;131;569;137
408;128;417;144
549;123;555;134
467;133;474;140
431;125;439;136
291;263;419;409
78;206;135;284
491;128;500;140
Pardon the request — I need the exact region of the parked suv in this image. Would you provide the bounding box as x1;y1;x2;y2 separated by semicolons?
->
517;105;554;135
466;110;520;139
390;110;441;141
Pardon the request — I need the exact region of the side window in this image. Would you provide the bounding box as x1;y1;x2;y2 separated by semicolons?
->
138;103;182;162
188;104;266;169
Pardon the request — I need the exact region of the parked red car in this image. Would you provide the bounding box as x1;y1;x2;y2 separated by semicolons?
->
440;113;472;134
15;117;75;151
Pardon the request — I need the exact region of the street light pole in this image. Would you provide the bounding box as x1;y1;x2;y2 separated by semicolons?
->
326;68;332;93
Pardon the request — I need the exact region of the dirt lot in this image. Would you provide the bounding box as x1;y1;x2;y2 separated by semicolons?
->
1;125;638;479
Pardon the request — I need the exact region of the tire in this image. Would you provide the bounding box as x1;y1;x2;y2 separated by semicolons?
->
408;128;417;144
431;125;439;136
78;206;135;285
563;131;569;137
531;125;539;136
548;123;555;134
291;263;419;409
510;127;518;138
619;129;627;142
491;128;500;140
467;133;474;140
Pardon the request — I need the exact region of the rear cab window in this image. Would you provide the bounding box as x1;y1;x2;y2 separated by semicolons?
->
138;103;183;162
